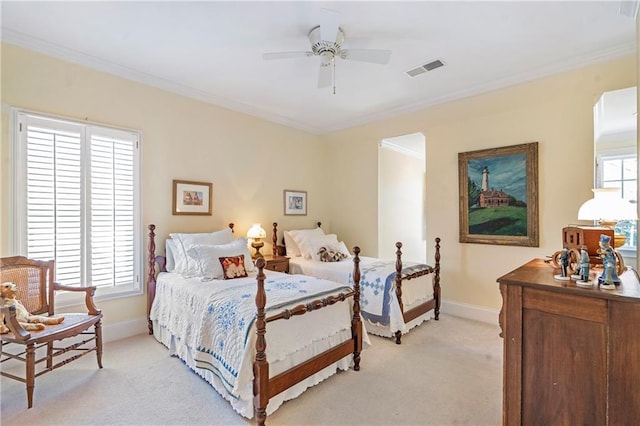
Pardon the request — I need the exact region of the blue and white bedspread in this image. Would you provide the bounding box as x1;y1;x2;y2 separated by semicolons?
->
190;274;351;397
348;261;431;327
288;256;433;334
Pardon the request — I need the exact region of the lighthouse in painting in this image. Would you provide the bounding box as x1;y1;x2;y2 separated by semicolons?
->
479;165;509;208
482;166;489;191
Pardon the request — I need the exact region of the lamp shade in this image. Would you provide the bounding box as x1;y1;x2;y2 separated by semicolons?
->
246;223;267;240
578;188;638;221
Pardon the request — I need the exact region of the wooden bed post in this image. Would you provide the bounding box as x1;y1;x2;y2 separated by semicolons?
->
352;247;362;371
272;223;278;256
394;242;404;345
147;224;157;335
434;237;441;320
253;257;269;426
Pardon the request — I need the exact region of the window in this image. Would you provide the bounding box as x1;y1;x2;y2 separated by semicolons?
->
598;153;637;250
12;110;142;302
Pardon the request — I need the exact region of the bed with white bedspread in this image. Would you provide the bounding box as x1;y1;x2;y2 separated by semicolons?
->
146;224;367;425
272;222;441;344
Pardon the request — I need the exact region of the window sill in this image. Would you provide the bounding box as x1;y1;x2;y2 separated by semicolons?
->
56;287;143;309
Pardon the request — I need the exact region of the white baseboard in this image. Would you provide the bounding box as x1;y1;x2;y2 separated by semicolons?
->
102;317;149;343
102;301;499;343
441;299;500;325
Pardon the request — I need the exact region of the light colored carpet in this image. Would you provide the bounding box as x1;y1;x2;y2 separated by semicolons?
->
0;314;502;425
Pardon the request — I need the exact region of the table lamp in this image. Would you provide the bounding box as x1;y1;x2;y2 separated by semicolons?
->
247;223;267;258
577;188;638;247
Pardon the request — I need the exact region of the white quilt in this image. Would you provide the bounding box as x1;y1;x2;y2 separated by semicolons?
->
149;270;368;418
289;256;434;335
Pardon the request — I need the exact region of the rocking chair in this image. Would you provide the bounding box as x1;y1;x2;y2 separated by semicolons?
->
0;256;103;408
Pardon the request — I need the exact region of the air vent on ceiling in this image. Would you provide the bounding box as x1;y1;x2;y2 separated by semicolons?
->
405;59;445;78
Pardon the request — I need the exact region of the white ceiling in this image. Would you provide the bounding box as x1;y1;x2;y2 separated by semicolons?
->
1;1;637;134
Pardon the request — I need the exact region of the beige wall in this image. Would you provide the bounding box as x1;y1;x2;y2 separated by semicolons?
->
1;44;328;326
324;55;637;311
1;43;636;329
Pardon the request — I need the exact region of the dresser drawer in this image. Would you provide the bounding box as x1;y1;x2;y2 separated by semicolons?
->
263;256;289;273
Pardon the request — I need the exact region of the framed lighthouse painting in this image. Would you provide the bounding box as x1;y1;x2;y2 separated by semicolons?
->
458;142;539;247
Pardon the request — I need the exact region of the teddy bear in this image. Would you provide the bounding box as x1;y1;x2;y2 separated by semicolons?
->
317;247;348;263
0;281;65;334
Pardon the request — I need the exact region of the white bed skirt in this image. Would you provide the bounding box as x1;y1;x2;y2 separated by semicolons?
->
152;319;361;418
363;296;433;338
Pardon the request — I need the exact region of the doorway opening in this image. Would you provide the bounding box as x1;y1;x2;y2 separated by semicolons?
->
378;132;426;262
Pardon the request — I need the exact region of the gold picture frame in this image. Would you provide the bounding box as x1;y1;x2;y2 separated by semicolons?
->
458;142;539;247
172;180;212;215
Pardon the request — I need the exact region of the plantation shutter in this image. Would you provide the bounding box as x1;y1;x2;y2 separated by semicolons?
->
26;119;83;286
89;129;136;288
18;112;140;293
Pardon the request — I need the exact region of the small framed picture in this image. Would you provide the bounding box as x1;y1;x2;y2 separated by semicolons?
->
172;180;212;215
283;190;307;216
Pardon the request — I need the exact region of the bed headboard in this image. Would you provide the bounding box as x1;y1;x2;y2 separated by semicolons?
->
272;221;322;256
146;222;235;335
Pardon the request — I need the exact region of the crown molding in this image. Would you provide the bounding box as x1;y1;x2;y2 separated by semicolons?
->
3;28;635;135
379;140;424;160
1;29;324;134
324;42;637;133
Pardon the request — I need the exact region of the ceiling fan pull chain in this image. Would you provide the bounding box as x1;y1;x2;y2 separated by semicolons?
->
333;60;336;95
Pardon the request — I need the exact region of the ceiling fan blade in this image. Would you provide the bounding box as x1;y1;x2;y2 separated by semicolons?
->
318;62;332;88
320;8;340;43
262;51;314;60
339;49;392;64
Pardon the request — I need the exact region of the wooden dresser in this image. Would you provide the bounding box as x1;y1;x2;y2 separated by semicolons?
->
498;258;640;425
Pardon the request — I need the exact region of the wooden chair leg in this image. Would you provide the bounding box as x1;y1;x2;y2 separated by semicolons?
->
96;321;103;368
26;343;35;408
47;341;53;370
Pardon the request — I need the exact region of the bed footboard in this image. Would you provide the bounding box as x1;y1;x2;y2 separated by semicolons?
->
253;249;362;426
393;237;441;344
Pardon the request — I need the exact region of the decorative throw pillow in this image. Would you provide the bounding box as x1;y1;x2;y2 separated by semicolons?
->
219;255;248;279
318;247;348;262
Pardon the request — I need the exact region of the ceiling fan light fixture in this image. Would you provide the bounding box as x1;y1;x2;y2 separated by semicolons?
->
319;51;334;65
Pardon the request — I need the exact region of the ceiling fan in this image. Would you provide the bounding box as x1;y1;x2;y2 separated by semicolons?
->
262;9;392;90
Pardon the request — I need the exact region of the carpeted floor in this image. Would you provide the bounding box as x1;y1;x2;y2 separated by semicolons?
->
0;314;502;425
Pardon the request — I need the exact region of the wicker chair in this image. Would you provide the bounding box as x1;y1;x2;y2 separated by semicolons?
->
0;256;103;408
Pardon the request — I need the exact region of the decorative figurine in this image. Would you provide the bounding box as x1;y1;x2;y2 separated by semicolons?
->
575;245;593;287
598;234;620;290
554;246;571;281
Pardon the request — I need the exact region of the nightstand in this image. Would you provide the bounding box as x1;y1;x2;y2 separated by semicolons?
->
261;254;289;273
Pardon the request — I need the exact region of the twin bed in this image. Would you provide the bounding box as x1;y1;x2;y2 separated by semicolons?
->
146;222;442;424
146;224;365;425
272;222;441;344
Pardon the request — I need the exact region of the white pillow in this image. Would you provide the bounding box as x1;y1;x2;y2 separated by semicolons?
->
307;234;339;261
283;231;300;257
165;239;177;272
170;228;234;275
288;227;325;259
187;238;254;280
335;240;351;258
